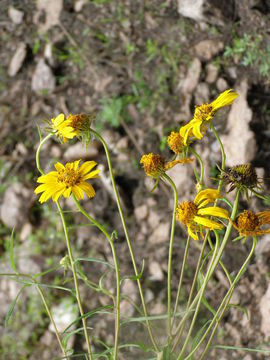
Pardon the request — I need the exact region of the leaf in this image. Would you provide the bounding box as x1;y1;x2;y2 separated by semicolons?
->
197;272;216;316
190;319;211;359
74;257;114;269
120;260;144;284
214;344;270;354
9;228;17;273
5;285;29;326
121;310;188;325
228;304;249;319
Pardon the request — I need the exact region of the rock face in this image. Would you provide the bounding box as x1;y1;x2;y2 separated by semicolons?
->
194;40;224;61
8;42;27;77
8;6;24;24
177;0;205;21
259;283;270;340
220;79;256;167
34;0;63;34
31;59;56;94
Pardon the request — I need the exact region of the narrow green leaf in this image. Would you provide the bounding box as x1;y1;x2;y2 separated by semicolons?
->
214;344;270;354
9;228;17;273
74;257;114;269
120;260;144;284
5;285;29;326
228;304;249;319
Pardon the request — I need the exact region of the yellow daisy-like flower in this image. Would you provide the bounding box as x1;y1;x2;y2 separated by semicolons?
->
35;160;99;203
51;113;77;143
176;189;229;240
232;210;270;237
180;89;239;145
140;153;193;178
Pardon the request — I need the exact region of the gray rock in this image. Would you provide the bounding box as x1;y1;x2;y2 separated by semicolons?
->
8;43;27;77
0;183;31;229
134;204;148;222
194;39;224;61
216;77;229;92
8;6;24;24
205;63;219;84
149;222;170;245
220;79;256;166
194;82;210;104
34;0;63;34
31;59;55;94
180;58;202;94
149;261;164;281
259;283;270;340
63;142;99;161
178;0;205;21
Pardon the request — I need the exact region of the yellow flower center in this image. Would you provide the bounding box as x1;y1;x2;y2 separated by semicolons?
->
57;165;81;187
140;153;165;177
194;104;213;122
237;210;260;232
177;201;198;225
67;114;89;131
167;131;185;154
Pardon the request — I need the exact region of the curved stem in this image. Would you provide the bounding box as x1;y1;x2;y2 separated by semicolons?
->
172;235;190;330
163;173;178;338
210;125;225;193
188;236;257;360
176;232;220;359
189;147;204;188
56;201;93;360
36;133;53;175
72;196;120;360
90;128;159;352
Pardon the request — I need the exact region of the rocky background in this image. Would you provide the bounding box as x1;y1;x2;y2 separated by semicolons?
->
0;0;270;359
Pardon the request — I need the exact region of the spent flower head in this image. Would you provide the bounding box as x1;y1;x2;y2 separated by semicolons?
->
66;113;95;144
140;152;193;179
232;210;270;237
176;189;229;240
167;131;186;154
35;160;99;203
180;89;238;145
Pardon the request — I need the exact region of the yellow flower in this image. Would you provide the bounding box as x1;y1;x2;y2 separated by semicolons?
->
66;113;94;143
140;153;193;178
167;131;185;154
35;160;99;203
232;210;270;237
176;189;229;240
180;89;238;145
51;113;77;142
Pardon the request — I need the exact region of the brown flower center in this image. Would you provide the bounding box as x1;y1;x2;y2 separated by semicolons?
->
57;165;81;187
237;210;260;232
177;201;198;225
167;131;185;154
140;153;165;177
194;104;213;121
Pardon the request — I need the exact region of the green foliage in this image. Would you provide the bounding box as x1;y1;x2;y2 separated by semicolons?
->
224;33;270;82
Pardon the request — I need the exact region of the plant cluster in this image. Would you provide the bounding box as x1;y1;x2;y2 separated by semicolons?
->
2;90;270;359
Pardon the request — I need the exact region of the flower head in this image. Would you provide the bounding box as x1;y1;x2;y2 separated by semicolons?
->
66;113;94;143
140;153;193;179
167;131;185;154
35;160;99;203
180;89;238;145
221;164;263;198
232;210;270;237
51;113;77;142
176;189;229;240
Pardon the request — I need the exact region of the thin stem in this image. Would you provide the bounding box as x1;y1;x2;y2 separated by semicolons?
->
172;235;190;330
172;189;240;352
36;285;68;358
176;232;220;359
36;133;53;175
189;147;204;188
171;234;208;352
163;173;178;338
73;196;120;360
192;237;257;360
210;124;225;193
90;128;159;352
56;201;93;360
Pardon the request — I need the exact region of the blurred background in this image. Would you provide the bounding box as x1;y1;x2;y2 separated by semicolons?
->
0;0;270;359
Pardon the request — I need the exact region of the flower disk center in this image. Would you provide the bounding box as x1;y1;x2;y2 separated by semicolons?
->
194;104;213;121
57;166;81;187
237;210;260;232
177;201;198;225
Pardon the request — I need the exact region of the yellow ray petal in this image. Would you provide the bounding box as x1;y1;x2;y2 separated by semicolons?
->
53;113;65;127
193;216;223;230
194;189;220;206
79;182;96;198
72;185;84;200
79;161;98;176
187;226;199;240
211;89;238;111
197;207;229;219
82;169;100;180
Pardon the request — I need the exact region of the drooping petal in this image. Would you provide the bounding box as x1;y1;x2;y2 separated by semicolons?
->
211;89;238;112
192;120;204;140
257;211;270;224
194;189;220;206
193;216;223;230
197;207;229;219
79;182;96;198
187;226;199;240
72;185;84;200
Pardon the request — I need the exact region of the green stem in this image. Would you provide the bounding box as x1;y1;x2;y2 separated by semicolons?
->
210;125;225;193
72;196;120;360
56;201;93;360
176;232;220;359
163;173;178;338
171;233;208;351
172;235;190;330
189;147;204;188
192;236;257;360
90;128;159;352
36;133;53;175
36;285;69;359
172;189;240;353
